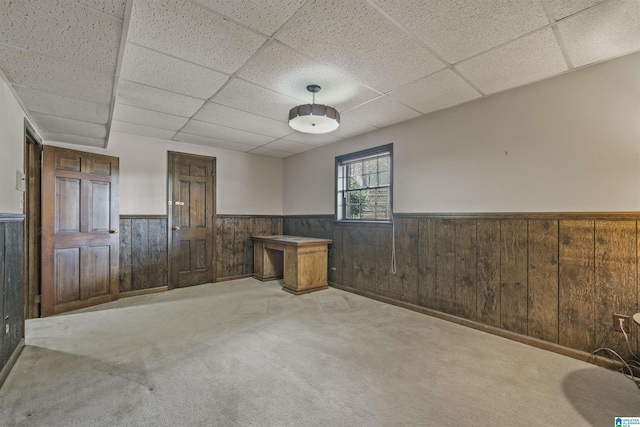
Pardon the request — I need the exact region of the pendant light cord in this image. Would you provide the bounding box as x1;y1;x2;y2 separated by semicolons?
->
391;213;397;275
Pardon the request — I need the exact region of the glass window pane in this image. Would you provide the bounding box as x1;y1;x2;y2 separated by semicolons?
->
378;171;390;186
363;159;377;174
346;204;360;219
378;156;390;171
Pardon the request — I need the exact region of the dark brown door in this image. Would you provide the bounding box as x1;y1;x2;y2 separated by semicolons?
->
168;152;216;287
41;146;119;316
24;129;42;319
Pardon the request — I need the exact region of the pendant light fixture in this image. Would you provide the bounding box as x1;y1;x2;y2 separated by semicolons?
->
288;85;340;134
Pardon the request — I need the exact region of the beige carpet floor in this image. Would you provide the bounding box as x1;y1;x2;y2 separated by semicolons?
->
0;278;639;426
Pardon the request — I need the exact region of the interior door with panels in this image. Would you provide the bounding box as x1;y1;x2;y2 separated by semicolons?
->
41;146;119;316
169;152;216;287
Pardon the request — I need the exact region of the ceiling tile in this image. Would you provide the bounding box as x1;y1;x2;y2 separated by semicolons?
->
31;113;108;139
120;44;229;99
181;120;275;145
117;80;205;117
331;115;377;139
129;0;266;74
261;139;314;154
0;44;114;104
15;86;110;124
191;0;306;36
174;132;256;152
111;120;177;140
282;132;341;146
455;28;568;94
343;95;420;128
77;0;127;19
389;69;481;114
195;103;292;138
558;0;640;68
212;78;301;121
43;132;106;148
113;103;189;131
0;0;123;73
546;0;607;21
276;0;445;93
374;0;549;64
238;42;380;111
248;147;293;158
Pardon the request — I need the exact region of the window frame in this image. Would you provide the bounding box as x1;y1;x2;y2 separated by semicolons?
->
335;143;393;223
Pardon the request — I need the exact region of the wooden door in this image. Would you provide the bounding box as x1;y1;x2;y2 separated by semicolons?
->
24;128;42;319
41;146;119;316
168;152;216;287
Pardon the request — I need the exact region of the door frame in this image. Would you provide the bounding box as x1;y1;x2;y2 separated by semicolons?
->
23;120;42;319
167;151;217;288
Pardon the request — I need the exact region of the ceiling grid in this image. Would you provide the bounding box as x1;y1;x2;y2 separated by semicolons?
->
0;0;638;156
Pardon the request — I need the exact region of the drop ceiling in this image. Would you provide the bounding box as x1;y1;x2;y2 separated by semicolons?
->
1;0;639;158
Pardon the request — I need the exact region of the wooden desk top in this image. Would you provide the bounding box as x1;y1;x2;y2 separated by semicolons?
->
251;235;332;246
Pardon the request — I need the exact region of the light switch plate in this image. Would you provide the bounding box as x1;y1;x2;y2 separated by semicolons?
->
16;171;25;191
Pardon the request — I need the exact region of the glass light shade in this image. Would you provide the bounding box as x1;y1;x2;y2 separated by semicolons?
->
288;103;340;134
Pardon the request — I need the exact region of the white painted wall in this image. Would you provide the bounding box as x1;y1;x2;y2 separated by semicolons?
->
47;132;283;215
0;78;27;214
283;52;640;215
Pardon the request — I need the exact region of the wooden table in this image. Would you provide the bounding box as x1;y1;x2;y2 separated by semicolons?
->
252;235;332;295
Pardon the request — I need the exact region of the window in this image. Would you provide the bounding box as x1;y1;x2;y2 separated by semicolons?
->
336;144;393;222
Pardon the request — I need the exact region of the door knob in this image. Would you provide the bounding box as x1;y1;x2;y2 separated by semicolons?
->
108;229;118;234
172;226;180;231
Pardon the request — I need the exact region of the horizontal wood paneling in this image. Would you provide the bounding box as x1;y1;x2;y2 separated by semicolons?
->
285;213;640;361
0;216;24;378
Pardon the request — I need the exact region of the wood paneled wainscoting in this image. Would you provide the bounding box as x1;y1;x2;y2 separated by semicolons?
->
284;213;640;362
0;215;24;386
216;215;282;281
119;215;168;295
118;215;282;291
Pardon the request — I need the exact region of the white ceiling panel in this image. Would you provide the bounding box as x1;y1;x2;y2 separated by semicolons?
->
343;95;420;128
111;120;178;140
455;28;568;94
0;45;114;104
331;114;378;139
128;0;266;74
558;0;640;68
373;0;549;64
195;103;293;138
117;80;205;117
120;44;230;99
181;120;275;145
77;0;128;19
42;132;106;147
113;103;189;130
192;0;306;36
31;113;108;139
276;0;445;93
15;86;110;124
212;78;302;121
0;0;123;73
261;139;314;154
248;147;293;158
390;69;481;114
546;0;607;21
238;42;380;112
281;132;342;146
174;132;256;152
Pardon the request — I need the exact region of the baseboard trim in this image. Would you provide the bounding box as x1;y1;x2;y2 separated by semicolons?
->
120;286;168;298
217;274;252;282
0;338;25;389
330;283;622;370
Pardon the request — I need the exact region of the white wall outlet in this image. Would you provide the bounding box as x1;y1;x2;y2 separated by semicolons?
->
16;170;25;192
